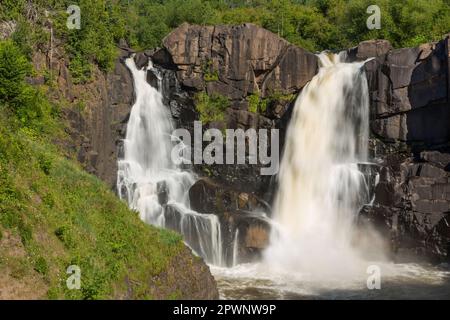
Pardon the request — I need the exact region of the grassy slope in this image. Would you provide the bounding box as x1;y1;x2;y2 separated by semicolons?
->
0;112;185;299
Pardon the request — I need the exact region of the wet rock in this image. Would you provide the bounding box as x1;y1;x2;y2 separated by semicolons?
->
367;146;450;262
228;211;271;264
361;205;450;262
420;151;450;170
189;178;269;214
157;181;169;206
134;52;149;70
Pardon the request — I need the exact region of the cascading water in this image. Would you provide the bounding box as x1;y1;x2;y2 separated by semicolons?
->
117;53;450;299
117;56;224;266
264;52;376;277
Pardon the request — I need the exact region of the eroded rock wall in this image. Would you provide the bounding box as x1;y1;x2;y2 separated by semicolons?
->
349;36;450;262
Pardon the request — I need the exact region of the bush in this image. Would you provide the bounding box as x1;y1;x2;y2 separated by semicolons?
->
34;256;49;275
194;92;230;124
0;40;31;104
0;40;54;132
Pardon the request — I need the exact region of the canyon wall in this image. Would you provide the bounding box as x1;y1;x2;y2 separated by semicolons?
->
68;23;449;263
348;37;450;262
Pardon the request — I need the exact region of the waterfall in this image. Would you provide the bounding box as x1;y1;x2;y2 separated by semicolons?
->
264;53;376;277
117;57;224;266
232;229;240;267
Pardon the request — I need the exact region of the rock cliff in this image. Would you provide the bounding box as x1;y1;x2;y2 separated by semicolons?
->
348;36;450;262
63;23;449;264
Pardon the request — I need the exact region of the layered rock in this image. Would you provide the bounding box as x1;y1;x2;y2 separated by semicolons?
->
150;23;317;201
349;36;450;262
361;151;450;262
349;37;450;146
158;23;317;100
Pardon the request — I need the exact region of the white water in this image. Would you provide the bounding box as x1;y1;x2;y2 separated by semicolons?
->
118;54;450;299
211;262;450;299
210;53;450;299
232;229;240;267
264;52;378;278
117;57;224;266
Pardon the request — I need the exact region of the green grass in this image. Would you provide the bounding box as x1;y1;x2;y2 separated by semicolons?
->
0;114;184;299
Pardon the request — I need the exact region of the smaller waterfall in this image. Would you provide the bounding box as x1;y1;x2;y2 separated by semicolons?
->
232;229;240;267
117;57;225;266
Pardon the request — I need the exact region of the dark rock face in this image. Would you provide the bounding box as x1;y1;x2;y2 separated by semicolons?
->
361;151;450;262
354;35;450;262
161;23;317;100
188;178;271;265
189;178;270;214
151;23;317;203
346;39;392;62
136;246;219;300
357;38;450;145
56;48;134;189
223;210;271;264
30;44;134;189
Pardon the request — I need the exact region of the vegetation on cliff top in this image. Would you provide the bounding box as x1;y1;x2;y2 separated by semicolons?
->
2;0;449;83
0;39;185;299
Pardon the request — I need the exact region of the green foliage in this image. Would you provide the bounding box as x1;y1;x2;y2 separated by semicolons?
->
267;91;296;104
0;35;184;299
11;20;34;59
0;112;185;299
0;40;31;102
248;91;295;114
50;0;126;83
248;94;259;113
126;0;449;52
3;0;448;87
0;0;27;20
34;256;49;275
158;229;183;246
0;40;56;133
202;60;219;82
195;91;230;124
247;93;269;114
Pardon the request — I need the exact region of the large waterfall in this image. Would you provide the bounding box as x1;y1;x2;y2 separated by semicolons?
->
117;57;224;266
264;53;375;277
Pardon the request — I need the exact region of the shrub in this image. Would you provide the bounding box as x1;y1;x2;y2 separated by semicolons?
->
0;40;31;104
0;40;54;132
194;91;230;124
34;256;49;275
